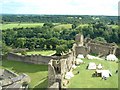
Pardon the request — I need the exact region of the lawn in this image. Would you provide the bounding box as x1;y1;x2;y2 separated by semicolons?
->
17;50;56;56
1;60;48;89
26;50;56;56
2;23;44;30
68;59;118;88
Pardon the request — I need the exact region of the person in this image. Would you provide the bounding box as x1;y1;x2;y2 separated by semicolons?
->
102;76;107;80
75;71;80;75
77;71;80;74
115;70;118;74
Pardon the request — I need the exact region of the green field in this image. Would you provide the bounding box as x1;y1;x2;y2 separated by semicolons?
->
53;24;72;30
107;25;118;29
68;59;118;88
17;50;56;56
2;23;44;30
1;60;48;89
1;23;118;30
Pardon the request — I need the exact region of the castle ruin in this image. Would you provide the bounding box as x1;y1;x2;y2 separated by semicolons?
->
6;33;120;89
48;33;119;89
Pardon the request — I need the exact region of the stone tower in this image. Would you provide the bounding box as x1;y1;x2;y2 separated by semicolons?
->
75;34;84;46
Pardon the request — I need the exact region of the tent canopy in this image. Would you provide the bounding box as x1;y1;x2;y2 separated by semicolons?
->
88;62;96;70
65;72;74;79
77;54;84;59
106;54;118;61
96;70;112;77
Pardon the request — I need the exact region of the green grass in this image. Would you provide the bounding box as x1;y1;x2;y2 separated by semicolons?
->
26;50;56;56
17;50;56;56
77;24;89;28
2;23;44;30
53;24;72;30
107;25;118;29
1;23;118;30
1;60;48;89
68;59;118;88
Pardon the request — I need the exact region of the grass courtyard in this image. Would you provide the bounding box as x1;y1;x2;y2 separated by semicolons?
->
68;59;118;88
17;50;56;56
0;60;48;89
26;50;56;56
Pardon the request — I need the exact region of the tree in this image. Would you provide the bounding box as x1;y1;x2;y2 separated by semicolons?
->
94;37;107;43
110;32;119;43
49;38;59;49
56;45;69;55
15;38;26;48
0;41;12;55
43;23;54;28
36;38;46;49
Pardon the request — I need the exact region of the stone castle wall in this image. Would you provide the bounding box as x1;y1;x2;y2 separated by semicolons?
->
75;46;89;57
7;53;53;65
3;69;18;78
116;48;120;57
60;52;75;88
48;51;75;88
87;43;113;55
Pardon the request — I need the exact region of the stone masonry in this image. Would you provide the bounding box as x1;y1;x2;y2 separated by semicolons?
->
6;33;120;89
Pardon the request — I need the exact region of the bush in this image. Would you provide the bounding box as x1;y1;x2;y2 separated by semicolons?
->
20;50;27;55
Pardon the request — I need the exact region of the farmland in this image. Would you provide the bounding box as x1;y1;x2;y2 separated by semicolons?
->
1;22;118;31
1;23;44;30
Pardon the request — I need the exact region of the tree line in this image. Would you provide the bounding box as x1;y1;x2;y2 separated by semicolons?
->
2;21;119;55
1;14;118;24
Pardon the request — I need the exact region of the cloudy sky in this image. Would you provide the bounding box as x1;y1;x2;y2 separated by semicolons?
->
1;0;119;16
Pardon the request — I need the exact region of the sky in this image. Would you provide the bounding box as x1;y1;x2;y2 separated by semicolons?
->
1;0;119;16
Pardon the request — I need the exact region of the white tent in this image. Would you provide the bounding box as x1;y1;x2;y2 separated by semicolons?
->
88;62;96;70
72;64;77;69
106;54;118;61
96;70;112;78
65;72;74;79
76;58;83;65
77;54;84;59
86;54;95;59
86;54;103;60
97;64;103;69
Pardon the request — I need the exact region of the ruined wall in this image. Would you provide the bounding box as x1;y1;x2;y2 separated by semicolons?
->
3;69;18;78
48;82;59;90
116;48;120;58
48;60;56;87
87;43;114;56
75;34;84;46
60;52;75;88
48;51;75;89
75;46;89;57
7;53;53;65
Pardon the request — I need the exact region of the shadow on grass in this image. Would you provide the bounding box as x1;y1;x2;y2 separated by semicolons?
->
33;79;48;90
2;60;48;73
